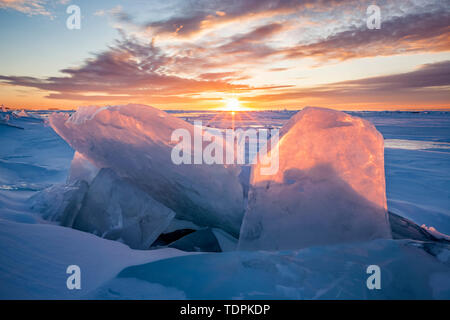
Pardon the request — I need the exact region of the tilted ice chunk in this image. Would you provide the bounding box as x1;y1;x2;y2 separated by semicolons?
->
73;168;176;250
29;180;89;226
420;225;450;241
212;228;238;251
14;110;29;118
50;104;244;237
163;218;201;233
239;107;391;250
67;151;99;184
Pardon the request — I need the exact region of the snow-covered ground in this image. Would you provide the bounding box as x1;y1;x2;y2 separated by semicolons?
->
0;108;449;299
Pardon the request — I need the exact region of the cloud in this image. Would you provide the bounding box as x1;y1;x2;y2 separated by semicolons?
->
0;0;50;16
0;36;250;103
338;60;450;90
282;10;450;61
216;23;285;56
243;60;450;106
198;72;245;81
2;33;448;108
139;0;355;38
108;5;133;23
143;0;291;37
140;2;450;74
86;1;450;74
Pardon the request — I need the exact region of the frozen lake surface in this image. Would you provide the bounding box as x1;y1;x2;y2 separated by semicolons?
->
0;109;449;299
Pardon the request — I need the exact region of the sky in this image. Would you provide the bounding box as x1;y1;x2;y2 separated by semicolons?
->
0;0;449;110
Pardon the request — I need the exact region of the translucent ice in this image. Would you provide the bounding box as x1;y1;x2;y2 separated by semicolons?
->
239;107;391;250
29;180;89;226
50;104;244;237
73;168;176;250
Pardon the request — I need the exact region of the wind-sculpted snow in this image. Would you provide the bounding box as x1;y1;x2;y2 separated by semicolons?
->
50;104;244;237
0;220;191;299
92;239;450;299
2;218;447;299
239;107;391;251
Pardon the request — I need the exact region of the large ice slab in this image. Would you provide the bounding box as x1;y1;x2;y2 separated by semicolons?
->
73;168;176;250
50;104;244;237
239;107;391;250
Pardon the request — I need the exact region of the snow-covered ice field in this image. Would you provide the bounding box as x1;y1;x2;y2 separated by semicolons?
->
0;108;449;299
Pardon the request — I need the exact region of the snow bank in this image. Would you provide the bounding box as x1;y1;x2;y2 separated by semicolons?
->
1;217;448;299
239;107;391;250
50;104;244;237
0;220;192;299
96;239;450;299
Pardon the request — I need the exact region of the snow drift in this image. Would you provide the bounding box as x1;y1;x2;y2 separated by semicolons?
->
0;219;191;299
239;107;391;250
49;104;244;237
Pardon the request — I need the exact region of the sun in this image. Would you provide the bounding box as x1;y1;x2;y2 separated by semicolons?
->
222;98;248;112
225;98;240;110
